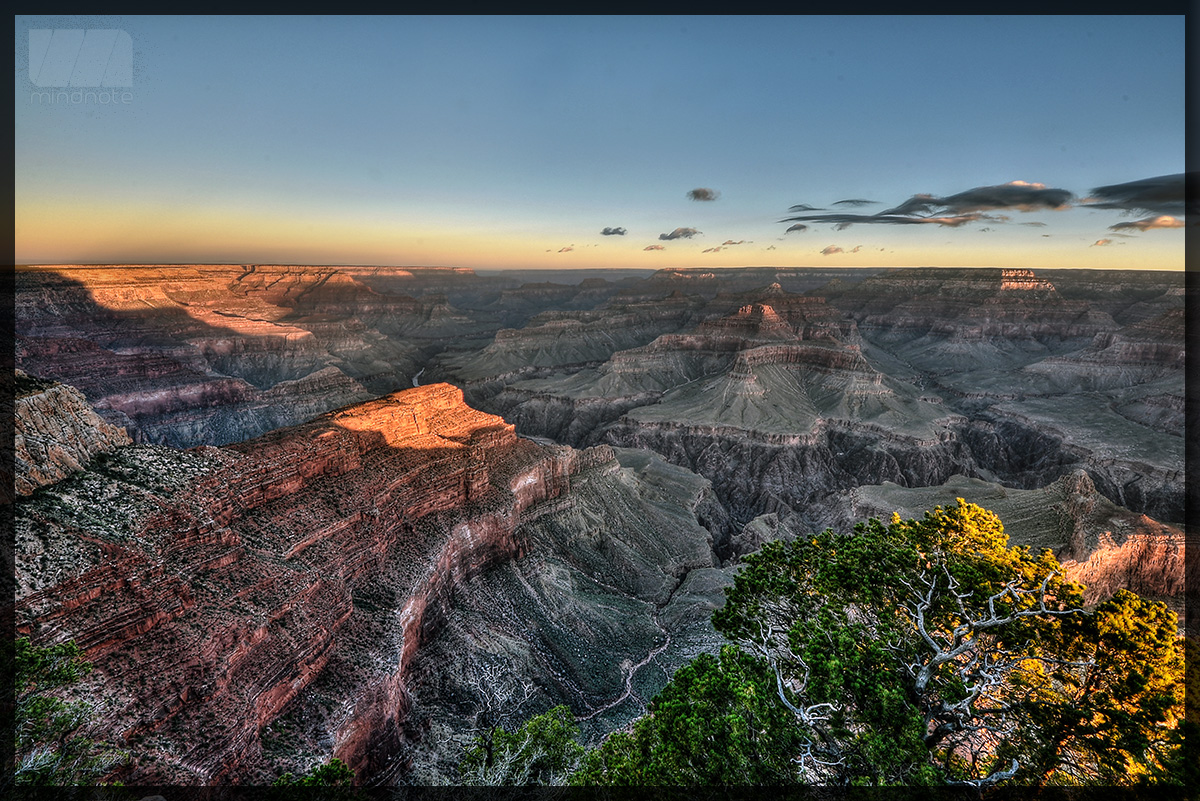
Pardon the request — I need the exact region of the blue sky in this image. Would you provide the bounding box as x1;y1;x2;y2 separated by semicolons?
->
14;15;1188;269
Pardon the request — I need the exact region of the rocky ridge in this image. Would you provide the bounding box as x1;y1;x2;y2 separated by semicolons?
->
14;383;725;784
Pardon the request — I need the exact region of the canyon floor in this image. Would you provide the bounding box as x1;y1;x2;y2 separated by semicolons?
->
12;264;1187;785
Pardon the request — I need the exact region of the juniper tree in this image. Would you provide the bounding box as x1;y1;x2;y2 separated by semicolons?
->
575;500;1184;786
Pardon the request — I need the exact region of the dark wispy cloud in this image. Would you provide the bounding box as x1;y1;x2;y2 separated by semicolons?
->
1109;215;1184;231
600;227;627;236
787;203;824;212
885;181;1072;214
821;245;844;255
659;227;702;240
1020;221;1047;227
785;223;808;234
765;245;776;250
558;246;574;253
791;212;990;229
644;244;665;251
850;245;862;253
702;247;723;253
783;181;1072;230
1082;173;1190;217
1091;239;1113;247
722;240;750;245
688;188;720;201
832;198;877;207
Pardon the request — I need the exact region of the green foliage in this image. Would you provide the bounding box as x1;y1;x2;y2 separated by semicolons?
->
273;757;355;786
571;645;805;786
459;704;584;785
12;637;127;786
571;499;1185;787
1002;590;1185;785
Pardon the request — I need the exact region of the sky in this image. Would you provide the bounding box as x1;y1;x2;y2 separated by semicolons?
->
14;15;1189;270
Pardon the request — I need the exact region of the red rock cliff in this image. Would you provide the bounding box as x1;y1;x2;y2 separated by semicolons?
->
14;383;610;784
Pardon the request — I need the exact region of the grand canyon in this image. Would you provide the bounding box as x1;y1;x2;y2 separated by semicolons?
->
12;262;1187;785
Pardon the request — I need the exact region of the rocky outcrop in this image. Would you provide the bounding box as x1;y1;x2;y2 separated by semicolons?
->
14;371;131;496
13;383;725;784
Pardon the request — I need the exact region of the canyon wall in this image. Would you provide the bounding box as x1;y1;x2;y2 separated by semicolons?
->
14;382;726;784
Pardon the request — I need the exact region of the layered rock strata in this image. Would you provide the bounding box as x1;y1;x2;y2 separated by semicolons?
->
15;383;721;784
14;370;131;496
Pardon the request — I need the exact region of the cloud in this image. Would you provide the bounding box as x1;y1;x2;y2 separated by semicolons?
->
1020;221;1047;227
850;245;862;253
782;181;1072;230
789;212;990;228
787;203;824;212
558;246;574;253
644;244;665;251
687;188;720;201
1091;239;1112;246
1082;173;1190;217
882;181;1073;214
821;246;844;255
785;223;808;234
1108;215;1184;231
765;245;776;250
832;198;877;207
600;227;627;236
659;227;702;240
702;247;724;253
722;240;750;246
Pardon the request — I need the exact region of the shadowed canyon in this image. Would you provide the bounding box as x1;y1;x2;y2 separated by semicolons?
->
12;263;1187;784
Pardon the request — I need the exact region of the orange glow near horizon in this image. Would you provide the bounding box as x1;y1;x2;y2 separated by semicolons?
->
16;199;1185;272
